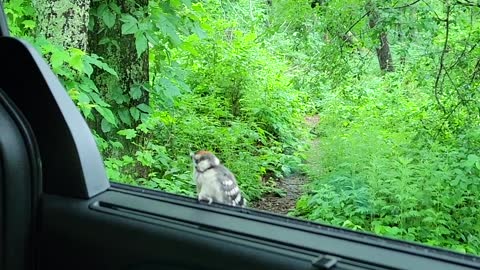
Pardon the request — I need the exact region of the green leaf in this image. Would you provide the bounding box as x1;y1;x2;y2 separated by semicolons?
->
90;92;110;107
117;129;137;140
101;118;112;133
180;39;199;56
79;77;98;93
170;0;182;8
450;178;460;186
111;86;128;104
118;109;132;125
141;112;149;123
22;20;36;29
135;32;148;57
192;23;207;39
78;92;90;104
108;2;121;14
138;21;152;32
137;103;152;113
83;54;118;78
100;63;118;77
69;55;83;72
83;61;94;77
80;106;93;119
121;15;138;35
99;37;111;45
88;16;95;31
192;2;205;13
384;226;402;236
145;32;160;46
130;107;140;121
421;216;435;224
68;48;86;72
96;3;108;16
129;85;143;100
157;15;181;46
96;107;117;126
111;141;123;149
102;8;116;28
50;50;69;69
160;78;181;97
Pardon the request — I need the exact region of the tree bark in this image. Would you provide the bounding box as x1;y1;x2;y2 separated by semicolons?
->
88;0;149;133
33;0;90;51
376;32;394;72
86;0;150;173
367;1;395;73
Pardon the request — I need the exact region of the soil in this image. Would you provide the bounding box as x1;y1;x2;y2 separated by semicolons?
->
251;115;320;215
251;174;308;215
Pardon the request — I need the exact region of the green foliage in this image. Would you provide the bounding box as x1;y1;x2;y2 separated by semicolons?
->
3;0;36;36
83;0;310;200
265;0;480;256
177;3;309;197
31;37;119;129
292;63;480;255
6;0;480;257
115;1;311;200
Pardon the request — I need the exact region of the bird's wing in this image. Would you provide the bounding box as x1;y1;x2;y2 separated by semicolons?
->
219;168;245;207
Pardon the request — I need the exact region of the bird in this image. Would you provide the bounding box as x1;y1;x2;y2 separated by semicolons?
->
191;150;247;207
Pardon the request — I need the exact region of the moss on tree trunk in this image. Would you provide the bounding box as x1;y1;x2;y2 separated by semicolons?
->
33;0;90;51
87;0;149;176
87;0;149;134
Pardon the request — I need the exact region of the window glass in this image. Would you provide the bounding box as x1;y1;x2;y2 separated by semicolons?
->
4;0;480;256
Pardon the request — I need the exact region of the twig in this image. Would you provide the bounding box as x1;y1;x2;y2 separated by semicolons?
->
447;8;475;70
456;0;480;7
434;101;462;139
343;11;370;37
470;58;480;83
434;4;451;113
445;69;465;101
421;0;446;22
379;0;422;9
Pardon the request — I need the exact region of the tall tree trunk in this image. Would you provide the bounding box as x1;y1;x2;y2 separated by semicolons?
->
367;1;395;73
376;32;394;72
87;0;149;176
33;0;90;51
87;0;149;134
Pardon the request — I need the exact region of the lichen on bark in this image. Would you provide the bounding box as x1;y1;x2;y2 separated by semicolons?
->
33;0;90;51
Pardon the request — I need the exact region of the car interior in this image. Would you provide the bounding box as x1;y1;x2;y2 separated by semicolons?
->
1;2;480;270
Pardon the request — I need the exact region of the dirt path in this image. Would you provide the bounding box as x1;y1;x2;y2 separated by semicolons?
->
251;174;308;215
251;115;320;215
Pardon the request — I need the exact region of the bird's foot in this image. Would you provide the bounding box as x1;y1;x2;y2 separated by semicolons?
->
198;197;213;204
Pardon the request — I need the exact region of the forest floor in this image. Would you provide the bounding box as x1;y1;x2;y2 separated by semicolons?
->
251;115;320;215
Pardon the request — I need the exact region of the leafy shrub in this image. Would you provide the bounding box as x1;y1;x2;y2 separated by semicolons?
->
98;1;311;200
293;74;480;254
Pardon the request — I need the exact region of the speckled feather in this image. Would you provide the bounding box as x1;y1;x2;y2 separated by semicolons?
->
192;150;246;207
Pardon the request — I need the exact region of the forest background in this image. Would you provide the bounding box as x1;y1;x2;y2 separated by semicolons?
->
3;0;480;255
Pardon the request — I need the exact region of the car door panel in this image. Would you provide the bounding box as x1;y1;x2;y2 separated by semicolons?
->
38;187;480;270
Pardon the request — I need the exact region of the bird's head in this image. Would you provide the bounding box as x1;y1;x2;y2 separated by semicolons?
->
191;150;220;172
